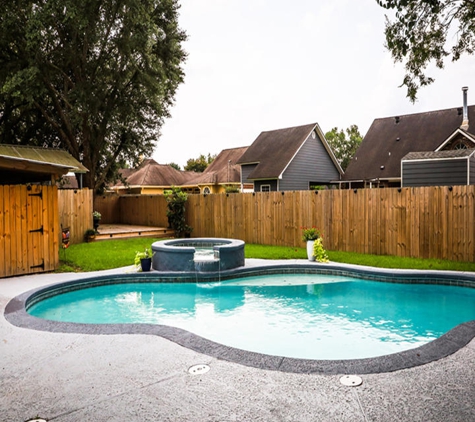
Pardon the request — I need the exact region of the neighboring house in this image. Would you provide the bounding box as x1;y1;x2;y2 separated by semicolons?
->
237;122;342;192
192;146;249;194
110;147;249;195
0;144;88;185
110;159;199;194
343;89;475;188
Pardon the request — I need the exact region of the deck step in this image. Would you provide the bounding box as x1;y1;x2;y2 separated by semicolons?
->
93;224;174;241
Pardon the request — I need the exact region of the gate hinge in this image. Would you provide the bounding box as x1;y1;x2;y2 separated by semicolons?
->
29;225;44;234
28;191;43;199
30;259;45;270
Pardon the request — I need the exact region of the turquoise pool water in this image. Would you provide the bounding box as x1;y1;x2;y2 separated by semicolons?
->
28;274;475;360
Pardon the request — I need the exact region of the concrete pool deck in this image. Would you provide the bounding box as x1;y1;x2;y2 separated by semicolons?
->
1;260;475;421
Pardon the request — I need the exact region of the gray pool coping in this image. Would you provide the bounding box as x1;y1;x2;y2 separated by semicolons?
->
4;259;475;375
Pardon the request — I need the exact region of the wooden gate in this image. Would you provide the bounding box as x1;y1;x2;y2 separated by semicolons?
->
0;185;59;278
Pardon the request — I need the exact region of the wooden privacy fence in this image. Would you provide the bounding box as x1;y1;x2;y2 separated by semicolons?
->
98;186;475;263
94;194;169;227
187;186;474;262
58;188;93;244
0;185;59;277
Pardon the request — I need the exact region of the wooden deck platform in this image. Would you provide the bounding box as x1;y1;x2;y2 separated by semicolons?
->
94;224;174;241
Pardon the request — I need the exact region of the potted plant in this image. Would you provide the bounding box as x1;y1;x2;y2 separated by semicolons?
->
134;248;153;272
183;224;193;238
301;226;321;261
84;228;96;242
93;211;101;232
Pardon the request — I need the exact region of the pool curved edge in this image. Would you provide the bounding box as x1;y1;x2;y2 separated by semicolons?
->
4;263;475;375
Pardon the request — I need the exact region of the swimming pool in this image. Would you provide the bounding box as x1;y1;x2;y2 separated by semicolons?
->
5;263;475;374
27;273;475;360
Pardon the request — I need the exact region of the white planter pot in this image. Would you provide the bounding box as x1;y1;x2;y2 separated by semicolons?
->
306;240;315;261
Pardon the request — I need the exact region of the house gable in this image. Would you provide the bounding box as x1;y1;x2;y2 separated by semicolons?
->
238;122;342;191
343;105;475;186
279;128;342;191
237;123;317;179
436;128;475;151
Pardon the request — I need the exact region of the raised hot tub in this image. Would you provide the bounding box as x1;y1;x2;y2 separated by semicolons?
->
151;238;245;272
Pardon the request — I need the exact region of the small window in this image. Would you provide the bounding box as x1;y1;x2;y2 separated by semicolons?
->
203;187;211;194
260;185;271;192
454;142;468;150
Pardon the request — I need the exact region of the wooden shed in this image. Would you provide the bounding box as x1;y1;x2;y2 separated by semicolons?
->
0;144;88;278
401;149;475;187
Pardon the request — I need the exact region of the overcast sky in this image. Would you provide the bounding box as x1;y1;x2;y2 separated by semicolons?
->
152;0;475;167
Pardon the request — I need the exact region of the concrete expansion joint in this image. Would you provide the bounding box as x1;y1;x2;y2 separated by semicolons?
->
43;371;185;421
353;388;368;422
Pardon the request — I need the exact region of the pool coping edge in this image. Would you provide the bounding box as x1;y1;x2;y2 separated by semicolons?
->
4;262;475;375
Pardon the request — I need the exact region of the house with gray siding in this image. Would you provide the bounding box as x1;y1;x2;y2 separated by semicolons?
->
343;87;475;188
236;122;342;192
401;149;475;187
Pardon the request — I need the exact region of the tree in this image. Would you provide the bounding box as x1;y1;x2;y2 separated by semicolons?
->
325;125;362;171
184;153;216;172
164;187;192;236
168;162;181;171
377;0;475;101
0;0;187;191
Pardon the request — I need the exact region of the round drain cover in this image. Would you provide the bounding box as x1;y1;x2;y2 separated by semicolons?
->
188;364;210;375
339;375;363;387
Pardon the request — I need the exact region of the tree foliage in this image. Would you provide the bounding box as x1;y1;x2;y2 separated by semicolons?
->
325;125;362;171
377;0;475;101
0;0;187;191
164;186;192;236
184;153;216;172
168;162;181;171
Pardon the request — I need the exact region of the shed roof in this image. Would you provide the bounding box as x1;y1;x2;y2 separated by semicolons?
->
237;123;318;179
0;144;88;176
402;149;475;161
343;105;475;181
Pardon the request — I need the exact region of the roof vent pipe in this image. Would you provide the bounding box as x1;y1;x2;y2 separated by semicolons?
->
461;86;469;130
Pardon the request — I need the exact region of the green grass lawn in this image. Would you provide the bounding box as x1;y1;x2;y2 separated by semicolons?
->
58;238;475;273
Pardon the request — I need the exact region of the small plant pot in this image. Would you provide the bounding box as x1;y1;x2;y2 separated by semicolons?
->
141;257;152;272
93;217;101;232
306;240;316;261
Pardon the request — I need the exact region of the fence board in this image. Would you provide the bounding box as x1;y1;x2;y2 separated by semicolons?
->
3;186;12;276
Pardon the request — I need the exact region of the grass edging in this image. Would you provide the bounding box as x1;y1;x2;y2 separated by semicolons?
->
58;239;475;273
